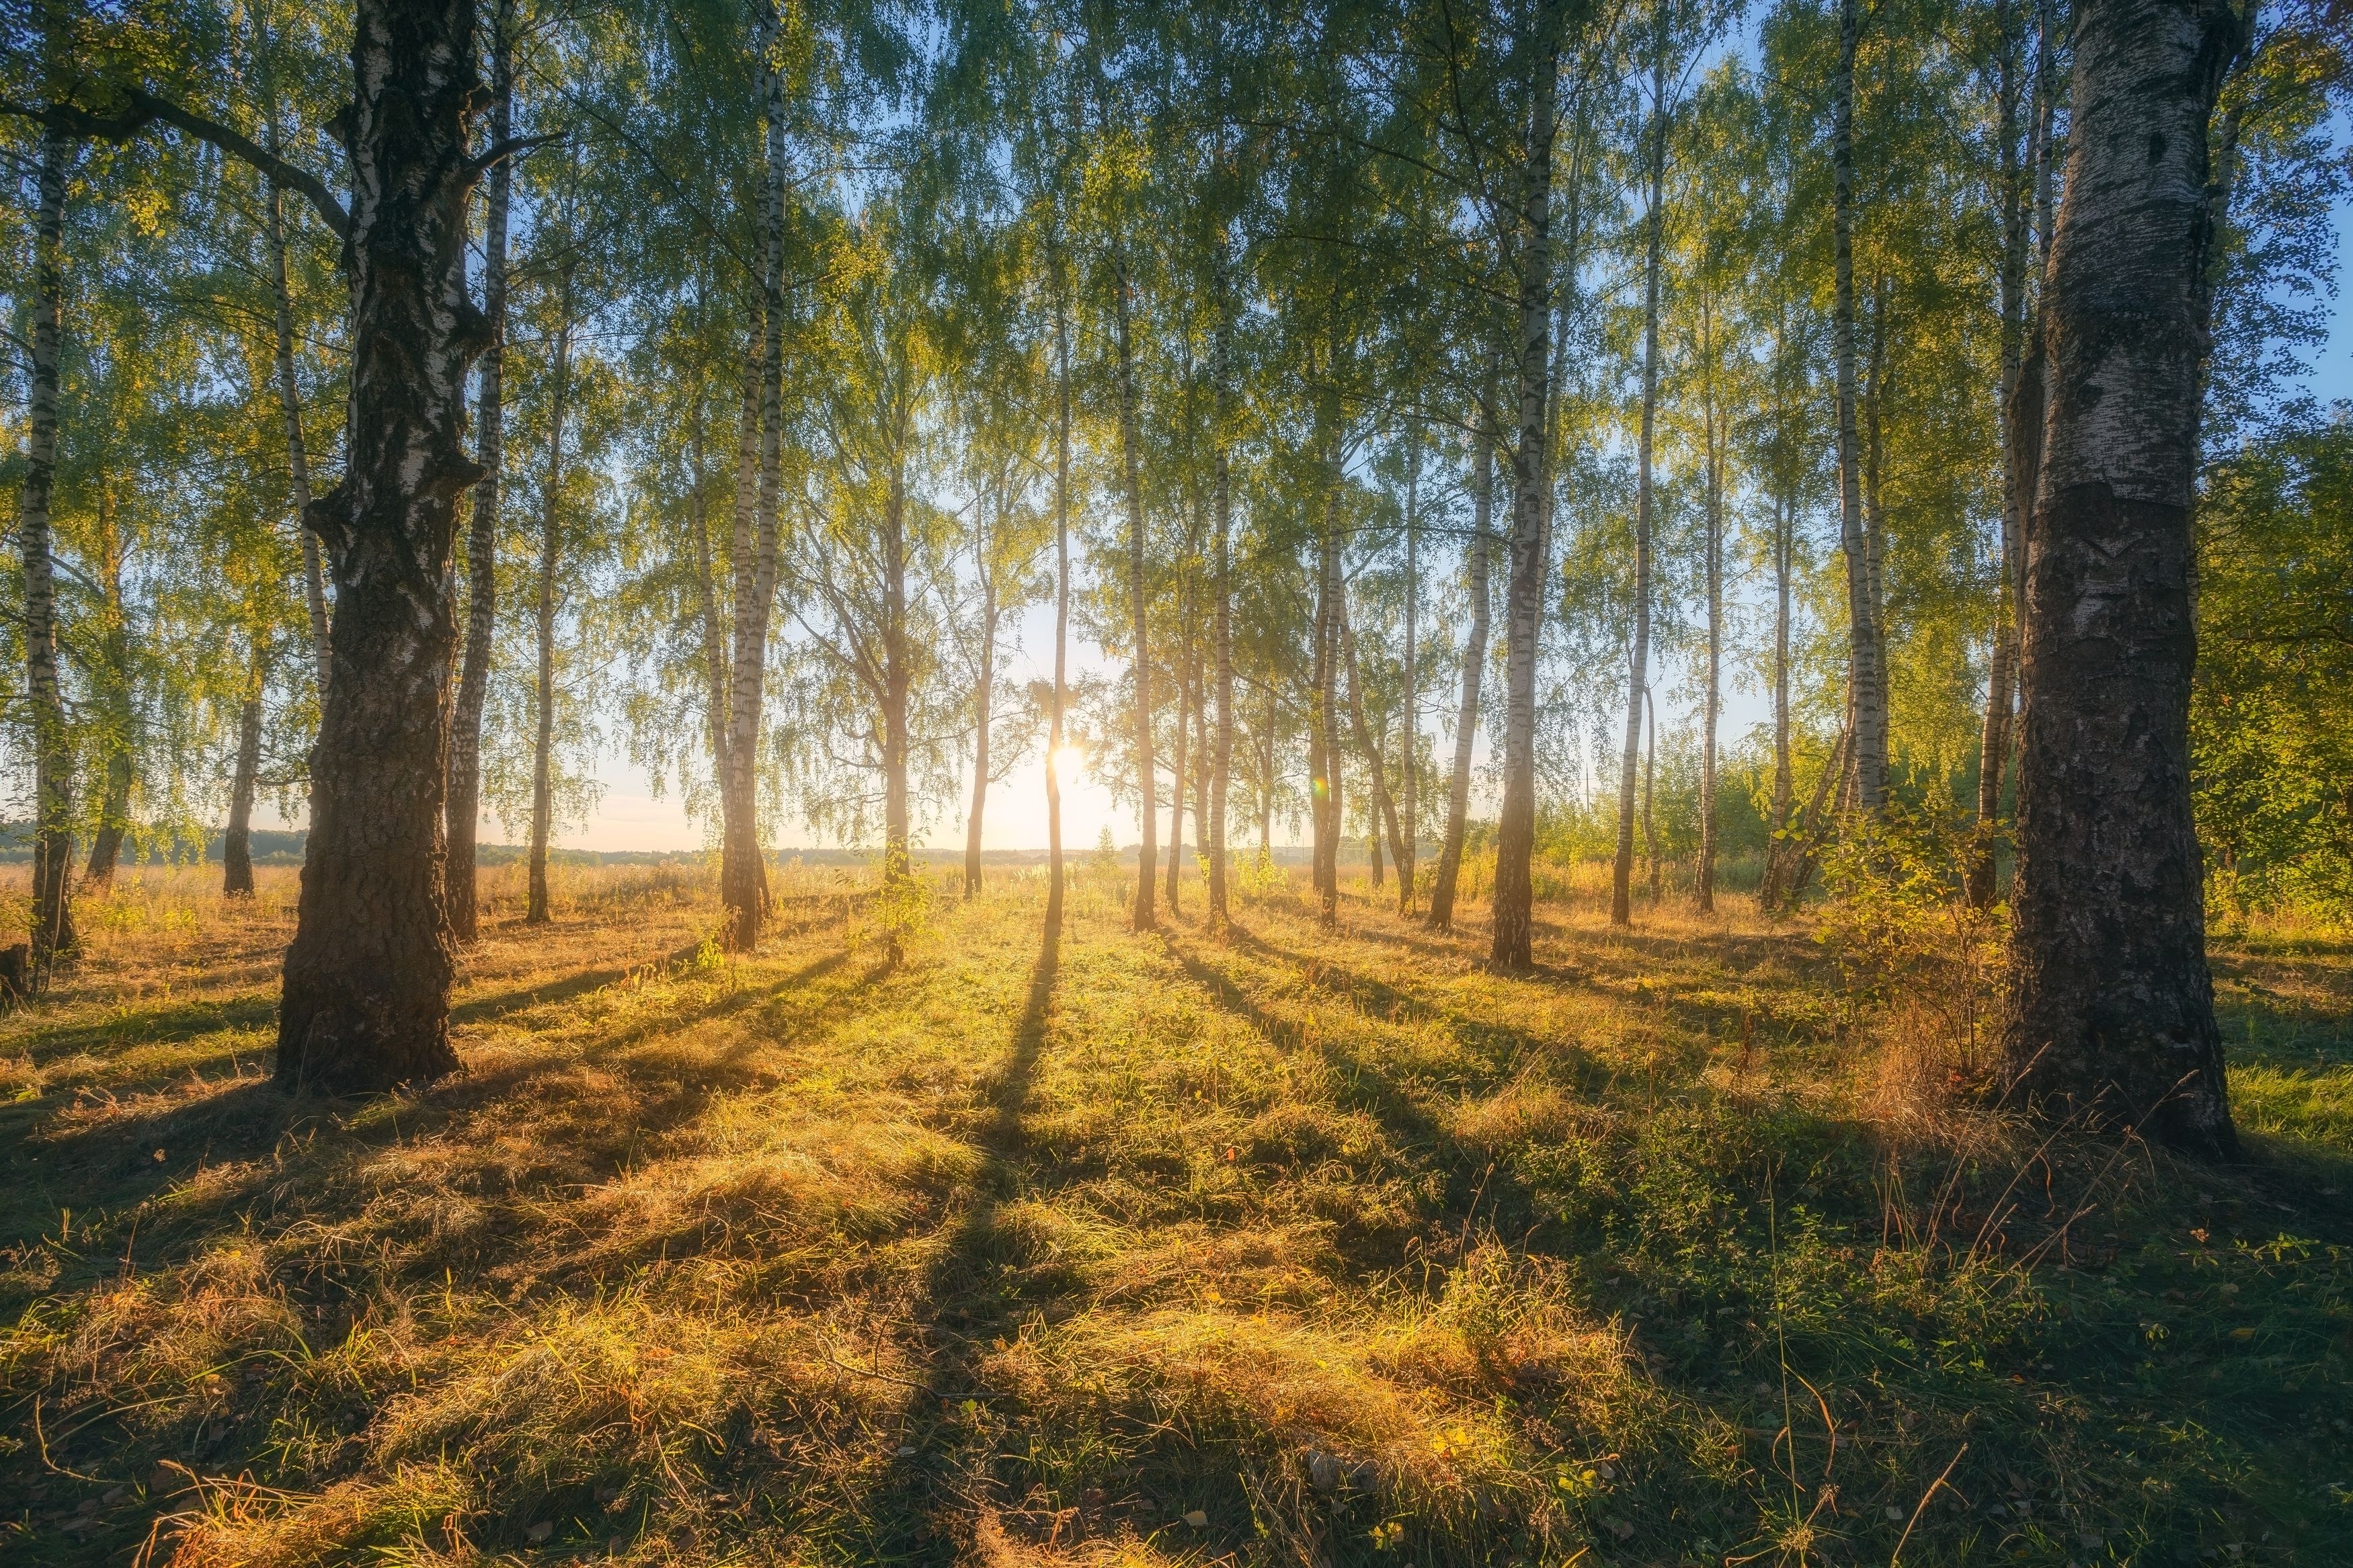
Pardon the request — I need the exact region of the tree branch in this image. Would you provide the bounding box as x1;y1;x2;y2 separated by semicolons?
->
0;90;350;237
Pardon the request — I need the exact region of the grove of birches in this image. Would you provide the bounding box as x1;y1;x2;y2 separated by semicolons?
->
1;0;2350;1561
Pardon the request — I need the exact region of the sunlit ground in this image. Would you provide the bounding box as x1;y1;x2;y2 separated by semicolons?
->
1;858;2347;1565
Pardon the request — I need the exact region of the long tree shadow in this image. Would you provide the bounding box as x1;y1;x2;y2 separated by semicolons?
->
1224;923;1613;1097
450;937;712;1025
11;942;871;1326
848;919;1064;1563
5;992;279;1068
1158;927;1544;1272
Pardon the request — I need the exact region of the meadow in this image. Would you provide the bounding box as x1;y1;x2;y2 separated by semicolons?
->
0;858;2347;1567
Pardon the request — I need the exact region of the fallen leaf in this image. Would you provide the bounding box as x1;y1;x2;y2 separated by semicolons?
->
1183;1510;1208;1528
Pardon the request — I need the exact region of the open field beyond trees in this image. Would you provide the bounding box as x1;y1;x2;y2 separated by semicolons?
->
1;862;2348;1567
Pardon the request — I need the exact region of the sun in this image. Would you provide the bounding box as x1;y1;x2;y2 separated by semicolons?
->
1051;745;1086;784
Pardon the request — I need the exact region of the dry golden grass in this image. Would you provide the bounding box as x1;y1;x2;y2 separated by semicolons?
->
0;855;2347;1566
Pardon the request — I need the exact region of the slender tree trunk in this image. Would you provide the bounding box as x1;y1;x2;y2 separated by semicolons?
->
1779;725;1852;911
276;0;488;1094
1490;6;1560;970
85;527;133;887
1757;491;1796;909
1832;0;1888;812
720;15;791;950
686;389;733;804
965;575;997;901
1970;0;2040;908
2001;0;2243;1156
1771;492;1793;837
446;0;511;943
1398;431;1419;911
526;304;569;927
1642;686;1661;901
87;754;130;884
1192;672;1211;907
1045;253;1072;936
1862;278;1893;774
1698;302;1723;915
1613;32;1667;928
1261;664;1277;857
18;126;74;984
1310;479;1343;924
1429;367;1496;932
1207;312;1235;924
1343;603;1409;891
1166;646;1191;910
225;641;268;897
262;132;331;698
717;346;758;916
1113;250;1156;930
881;456;912;891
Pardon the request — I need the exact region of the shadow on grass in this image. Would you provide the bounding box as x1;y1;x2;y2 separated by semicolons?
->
845;918;1063;1561
9;943;873;1316
9;992;278;1067
1223;923;1614;1097
451;937;710;1025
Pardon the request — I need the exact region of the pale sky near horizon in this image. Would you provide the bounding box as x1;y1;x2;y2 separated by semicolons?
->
543;212;2353;856
242;175;2345;859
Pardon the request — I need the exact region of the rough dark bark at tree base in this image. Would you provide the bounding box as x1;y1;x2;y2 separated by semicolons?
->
2007;489;2232;1153
2001;0;2242;1157
276;0;485;1097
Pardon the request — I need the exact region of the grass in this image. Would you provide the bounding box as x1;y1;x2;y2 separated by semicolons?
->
0;855;2348;1566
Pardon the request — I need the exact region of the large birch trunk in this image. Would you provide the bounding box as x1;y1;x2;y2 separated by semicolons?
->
1428;370;1496;932
2000;0;2243;1156
446;0;511;942
526;304;569;927
1833;0;1889;812
276;0;488;1094
1490;9;1560;970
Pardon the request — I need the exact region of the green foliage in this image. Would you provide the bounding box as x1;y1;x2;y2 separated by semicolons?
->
2195;413;2353;929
